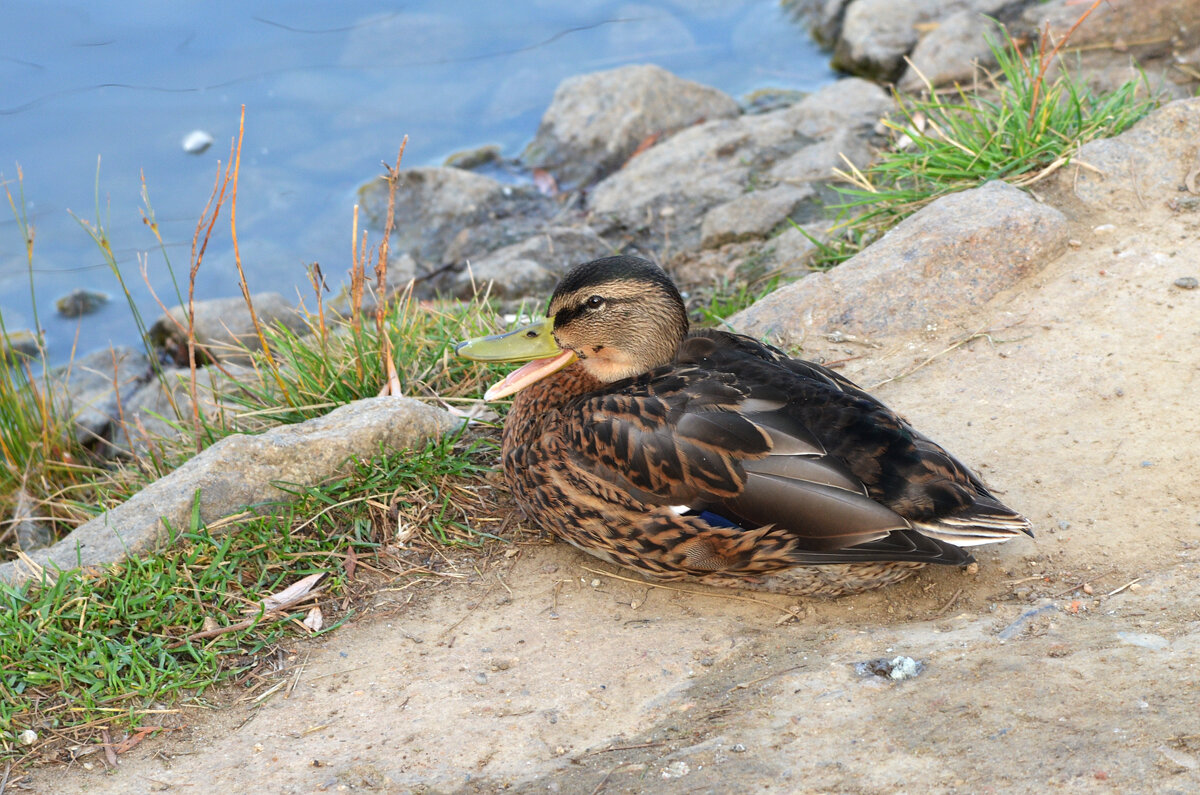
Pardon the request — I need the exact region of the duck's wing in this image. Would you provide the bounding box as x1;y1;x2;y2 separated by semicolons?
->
561;363;960;561
681;331;1034;547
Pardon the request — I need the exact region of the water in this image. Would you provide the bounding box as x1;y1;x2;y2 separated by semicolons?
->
1;0;835;364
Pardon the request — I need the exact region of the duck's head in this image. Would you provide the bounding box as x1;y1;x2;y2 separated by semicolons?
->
456;255;689;400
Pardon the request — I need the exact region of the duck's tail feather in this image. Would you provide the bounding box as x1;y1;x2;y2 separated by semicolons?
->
913;494;1034;547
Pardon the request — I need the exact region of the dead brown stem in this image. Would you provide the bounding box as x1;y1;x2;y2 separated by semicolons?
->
228;106;292;404
1028;0;1105;131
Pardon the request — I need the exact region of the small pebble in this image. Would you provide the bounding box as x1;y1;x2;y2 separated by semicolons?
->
1173;276;1198;290
855;655;924;680
731;743;747;753
19;729;37;746
1093;223;1116;234
660;761;689;779
182;129;214;154
474;672;488;684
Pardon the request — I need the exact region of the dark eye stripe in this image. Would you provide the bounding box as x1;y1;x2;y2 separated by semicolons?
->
554;296;632;328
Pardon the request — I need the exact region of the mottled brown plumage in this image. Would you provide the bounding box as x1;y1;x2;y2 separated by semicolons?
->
457;256;1032;596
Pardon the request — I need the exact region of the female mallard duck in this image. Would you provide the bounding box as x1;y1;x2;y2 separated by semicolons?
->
457;256;1032;596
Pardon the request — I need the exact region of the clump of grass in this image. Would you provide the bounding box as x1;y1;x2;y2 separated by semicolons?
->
818;12;1158;267
0;432;503;764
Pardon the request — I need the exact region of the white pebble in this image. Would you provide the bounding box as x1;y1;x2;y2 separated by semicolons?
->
182;129;214;154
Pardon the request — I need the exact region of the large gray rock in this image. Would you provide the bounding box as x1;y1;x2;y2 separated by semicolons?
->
0;397;459;586
1044;98;1200;218
833;0;1010;82
149;293;309;365
588;78;892;254
358;167;554;268
732;181;1069;347
522;64;740;190
451;227;614;300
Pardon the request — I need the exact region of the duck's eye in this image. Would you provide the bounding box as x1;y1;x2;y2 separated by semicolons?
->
586;295;605;310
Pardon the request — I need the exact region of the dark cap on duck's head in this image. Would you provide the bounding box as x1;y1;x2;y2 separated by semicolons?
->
547;256;690;382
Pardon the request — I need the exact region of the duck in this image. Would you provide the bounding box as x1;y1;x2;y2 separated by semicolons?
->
456;255;1032;596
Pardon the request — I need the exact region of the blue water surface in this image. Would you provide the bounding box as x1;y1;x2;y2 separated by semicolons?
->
1;0;834;363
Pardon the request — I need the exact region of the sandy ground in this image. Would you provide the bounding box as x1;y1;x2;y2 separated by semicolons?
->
26;195;1200;793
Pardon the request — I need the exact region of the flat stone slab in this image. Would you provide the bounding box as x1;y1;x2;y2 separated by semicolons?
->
1;397;459;585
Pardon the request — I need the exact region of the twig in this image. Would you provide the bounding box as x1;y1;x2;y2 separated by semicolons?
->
934;588;963;617
869;330;1025;389
582;741;668;757
1105;578;1141;598
1048;569;1113;598
579;565;803;622
590;763;634;795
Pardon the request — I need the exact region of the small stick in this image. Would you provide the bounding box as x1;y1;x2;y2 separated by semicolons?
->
1105;578;1141;598
934;588;963;617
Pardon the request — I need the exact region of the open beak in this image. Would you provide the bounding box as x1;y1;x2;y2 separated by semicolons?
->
455;317;577;401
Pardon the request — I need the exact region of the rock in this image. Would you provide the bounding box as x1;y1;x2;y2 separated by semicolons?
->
149;293;309;365
833;0;1010;82
700;185;817;249
0;397;459;586
55;288;109;318
450;227;613;300
731;181;1069;346
808;0;854;47
741;88;806;115
783;78;895;140
1044;98;1200;219
769;128;874;185
52;346;153;446
855;655;925;680
521;64;740;189
772;224;829;276
443;144;502;170
1023;0;1200;60
102;363;258;459
588;78;891;255
358;167;553;268
1;328;39;360
898;10;998;92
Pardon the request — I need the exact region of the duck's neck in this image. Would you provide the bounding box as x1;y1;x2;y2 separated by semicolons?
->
503;362;604;451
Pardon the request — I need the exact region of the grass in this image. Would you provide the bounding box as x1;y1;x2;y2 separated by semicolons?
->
812;14;1159;269
0;432;505;762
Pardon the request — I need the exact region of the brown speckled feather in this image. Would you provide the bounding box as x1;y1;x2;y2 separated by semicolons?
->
500;328;1032;596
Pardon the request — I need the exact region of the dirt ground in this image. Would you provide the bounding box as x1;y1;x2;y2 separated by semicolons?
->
27;191;1200;793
